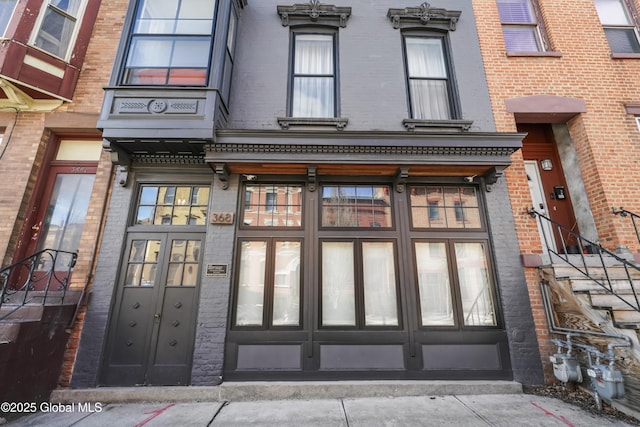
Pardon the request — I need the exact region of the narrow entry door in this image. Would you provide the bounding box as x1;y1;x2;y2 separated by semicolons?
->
101;233;203;386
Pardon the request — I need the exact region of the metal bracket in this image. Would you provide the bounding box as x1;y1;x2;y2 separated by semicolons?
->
307;165;317;192
395;167;410;193
482;166;505;192
118;165;130;187
214;163;230;190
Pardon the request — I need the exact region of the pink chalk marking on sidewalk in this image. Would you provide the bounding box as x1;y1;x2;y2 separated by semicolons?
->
133;403;176;427
531;401;576;427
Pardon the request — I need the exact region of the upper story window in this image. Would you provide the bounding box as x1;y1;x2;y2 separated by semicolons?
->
497;0;548;52
290;32;336;118
122;0;216;85
135;185;210;225
32;0;87;59
0;0;16;36
595;0;640;53
403;35;453;120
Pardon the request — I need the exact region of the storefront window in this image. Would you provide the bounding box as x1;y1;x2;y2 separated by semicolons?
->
135;185;210;225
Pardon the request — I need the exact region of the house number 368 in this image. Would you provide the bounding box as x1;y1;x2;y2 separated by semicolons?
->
210;212;234;224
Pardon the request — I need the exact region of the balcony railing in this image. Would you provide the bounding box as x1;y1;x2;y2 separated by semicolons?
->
0;249;77;321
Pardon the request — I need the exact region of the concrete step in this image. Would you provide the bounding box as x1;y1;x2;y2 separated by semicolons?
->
0;305;44;322
50;381;523;404
610;310;640;326
588;293;640;310
552;266;640;281
571;278;640;293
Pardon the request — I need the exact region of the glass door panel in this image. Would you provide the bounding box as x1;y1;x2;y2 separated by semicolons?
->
455;242;496;326
321;241;355;326
272;241;301;326
235;241;267;326
415;242;454;326
362;242;398;326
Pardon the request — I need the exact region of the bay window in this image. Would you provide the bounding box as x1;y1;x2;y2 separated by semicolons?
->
122;0;216;85
595;0;640;53
32;0;86;59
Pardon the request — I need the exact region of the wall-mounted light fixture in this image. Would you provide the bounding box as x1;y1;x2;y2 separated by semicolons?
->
540;158;553;171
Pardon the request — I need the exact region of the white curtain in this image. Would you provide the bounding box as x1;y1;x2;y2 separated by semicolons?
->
415;242;454;326
405;37;450;120
293;34;334;117
322;242;355;326
455;243;496;326
363;242;398;326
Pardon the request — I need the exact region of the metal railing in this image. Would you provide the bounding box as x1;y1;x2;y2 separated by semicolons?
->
612;206;640;246
527;208;640;314
0;249;77;321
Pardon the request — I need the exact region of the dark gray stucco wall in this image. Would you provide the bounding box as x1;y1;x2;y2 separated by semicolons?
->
485;177;545;385
228;0;495;133
191;175;239;385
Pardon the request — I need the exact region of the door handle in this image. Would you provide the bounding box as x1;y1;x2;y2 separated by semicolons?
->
154;313;161;320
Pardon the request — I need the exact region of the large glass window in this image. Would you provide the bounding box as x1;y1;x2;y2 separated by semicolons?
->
0;0;16;36
242;184;303;228
234;239;301;328
123;0;215;85
595;0;640;53
322;185;392;228
496;0;546;52
32;0;86;59
135;185;210;225
291;33;336;118
410;186;481;229
321;240;399;328
404;36;452;120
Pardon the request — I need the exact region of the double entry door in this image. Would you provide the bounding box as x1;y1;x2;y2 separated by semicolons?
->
101;233;203;386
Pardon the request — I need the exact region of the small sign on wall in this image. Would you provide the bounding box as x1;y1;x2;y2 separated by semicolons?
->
210;212;234;225
206;264;228;278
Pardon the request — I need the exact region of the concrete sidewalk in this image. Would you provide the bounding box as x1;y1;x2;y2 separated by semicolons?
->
6;393;635;426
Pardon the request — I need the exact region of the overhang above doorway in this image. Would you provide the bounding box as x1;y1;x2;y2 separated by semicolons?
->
505;95;586;123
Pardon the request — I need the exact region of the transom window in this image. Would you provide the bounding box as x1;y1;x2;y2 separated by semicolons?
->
403;35;452;120
32;0;86;59
0;0;16;36
322;185;392;228
242;184;303;228
123;0;216;85
135;185;210;225
595;0;640;53
290;33;337;118
410;186;481;229
496;0;546;52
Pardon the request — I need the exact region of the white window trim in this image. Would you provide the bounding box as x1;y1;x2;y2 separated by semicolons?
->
28;0;88;61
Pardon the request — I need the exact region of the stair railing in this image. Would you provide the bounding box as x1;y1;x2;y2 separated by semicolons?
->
612;206;640;246
527;208;640;313
0;249;77;321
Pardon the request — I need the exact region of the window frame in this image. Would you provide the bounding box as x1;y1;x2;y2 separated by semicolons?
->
319;183;395;230
287;28;339;119
496;0;550;53
120;0;218;86
401;31;460;121
594;0;640;54
29;0;88;60
240;182;305;230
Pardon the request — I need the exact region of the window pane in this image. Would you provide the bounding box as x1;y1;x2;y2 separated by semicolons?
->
455;243;496;326
135;185;209;225
415;242;454;326
363;242;398;326
170;38;210;67
605;28;640;53
322;185;392;228
406;37;447;78
409;79;450;120
235;241;266;326
294;34;333;74
497;0;535;23
127;38;172;67
242;184;303;228
595;0;632;25
292;77;334;118
0;0;16;36
50;0;83;16
34;8;76;57
322;242;355;326
502;26;541;51
272;241;301;326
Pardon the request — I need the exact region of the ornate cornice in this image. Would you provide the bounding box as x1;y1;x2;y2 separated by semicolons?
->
387;2;461;31
277;1;352;28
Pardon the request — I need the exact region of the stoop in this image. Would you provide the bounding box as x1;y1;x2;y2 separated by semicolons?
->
50;381;523;404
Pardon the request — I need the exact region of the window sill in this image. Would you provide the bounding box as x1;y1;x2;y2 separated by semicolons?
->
611;52;640;59
402;119;473;132
277;117;349;130
506;51;562;58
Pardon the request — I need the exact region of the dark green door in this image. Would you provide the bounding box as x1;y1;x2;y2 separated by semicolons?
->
101;233;203;386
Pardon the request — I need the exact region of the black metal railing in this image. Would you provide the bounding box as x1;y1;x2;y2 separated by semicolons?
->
0;249;77;320
527;208;640;313
612;206;640;246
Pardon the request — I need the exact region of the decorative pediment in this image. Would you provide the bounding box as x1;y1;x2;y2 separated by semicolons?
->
277;0;352;28
387;2;461;31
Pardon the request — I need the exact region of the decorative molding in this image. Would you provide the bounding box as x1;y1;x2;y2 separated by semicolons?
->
307;165;317;192
395;167;410;193
624;102;640;115
387;3;461;31
277;116;348;130
277;1;352;28
0;78;64;112
115;98;199;115
402;119;473;132
213;163;230;190
483;166;505;192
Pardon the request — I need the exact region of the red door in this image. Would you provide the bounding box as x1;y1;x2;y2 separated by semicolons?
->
520;124;580;252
